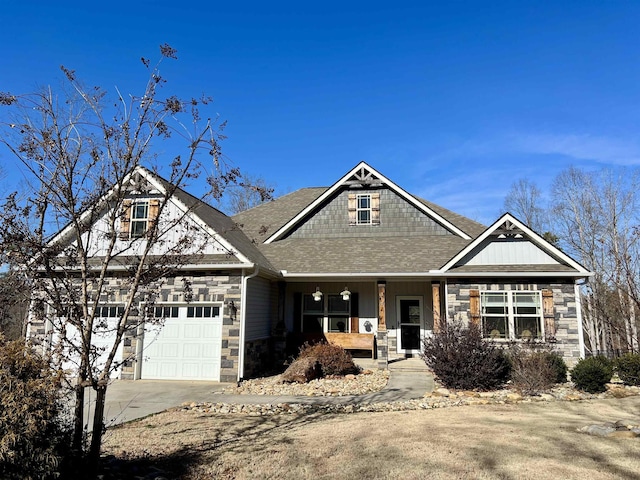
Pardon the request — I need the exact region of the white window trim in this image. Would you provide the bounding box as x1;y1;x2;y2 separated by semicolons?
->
396;295;424;354
480;290;545;341
356;194;372;225
130;201;149;238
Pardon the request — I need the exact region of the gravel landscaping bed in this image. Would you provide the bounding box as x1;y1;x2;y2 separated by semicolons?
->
183;381;640;416
223;368;389;396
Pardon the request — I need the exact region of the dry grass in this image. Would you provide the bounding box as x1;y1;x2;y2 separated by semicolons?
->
103;397;640;479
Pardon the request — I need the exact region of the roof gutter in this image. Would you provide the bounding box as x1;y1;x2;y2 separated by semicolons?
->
238;264;260;382
280;270;593;279
36;263;255;273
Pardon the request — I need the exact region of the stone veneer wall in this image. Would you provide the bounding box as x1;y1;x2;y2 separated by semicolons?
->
446;280;582;366
29;271;243;382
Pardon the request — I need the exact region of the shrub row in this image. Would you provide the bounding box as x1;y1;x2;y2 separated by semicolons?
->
422;322;640;394
421;321;568;393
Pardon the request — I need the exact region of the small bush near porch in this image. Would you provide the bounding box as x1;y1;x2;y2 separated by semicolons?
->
421;322;511;391
282;342;360;383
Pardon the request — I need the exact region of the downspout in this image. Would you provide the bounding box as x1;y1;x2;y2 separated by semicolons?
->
575;282;586;359
238;264;260;381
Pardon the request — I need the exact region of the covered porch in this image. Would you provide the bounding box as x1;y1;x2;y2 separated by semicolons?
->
281;278;445;368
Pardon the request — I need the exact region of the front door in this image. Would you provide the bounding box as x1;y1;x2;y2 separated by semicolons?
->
397;296;423;354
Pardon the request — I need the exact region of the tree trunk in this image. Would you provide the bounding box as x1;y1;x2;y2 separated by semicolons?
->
87;384;108;477
72;377;86;452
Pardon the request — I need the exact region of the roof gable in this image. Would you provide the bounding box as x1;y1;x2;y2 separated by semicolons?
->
439;213;592;275
263;162;472;243
48;167;276;270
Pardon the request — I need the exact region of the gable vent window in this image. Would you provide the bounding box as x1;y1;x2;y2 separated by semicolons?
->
348;192;380;226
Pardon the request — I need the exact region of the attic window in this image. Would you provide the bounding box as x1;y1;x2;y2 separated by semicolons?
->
119;199;160;240
348;192;380;226
130;201;149;238
357;194;371;224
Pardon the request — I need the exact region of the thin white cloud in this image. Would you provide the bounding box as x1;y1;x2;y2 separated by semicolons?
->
407;131;640;224
510;133;640;166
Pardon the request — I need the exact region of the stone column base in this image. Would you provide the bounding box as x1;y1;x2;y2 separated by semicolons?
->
377;330;388;369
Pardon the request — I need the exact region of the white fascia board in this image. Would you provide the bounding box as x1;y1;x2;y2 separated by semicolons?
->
440;271;593;278
46;166;165;248
38;262;254;273
264;161;471;244
280;270;590;279
374;170;472;240
135;167;254;266
440;213;592;275
161;190;253;266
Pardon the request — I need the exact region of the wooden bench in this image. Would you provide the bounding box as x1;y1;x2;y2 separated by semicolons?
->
324;332;376;359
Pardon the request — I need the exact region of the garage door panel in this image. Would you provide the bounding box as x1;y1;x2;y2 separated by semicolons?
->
142;304;222;381
202;324;218;338
183;324;202;338
183;343;201;358
56;315;123;379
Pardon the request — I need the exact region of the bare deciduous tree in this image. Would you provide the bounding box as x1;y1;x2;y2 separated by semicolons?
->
0;44;241;473
551;167;640;355
503;178;558;244
503;178;546;232
217;173;275;214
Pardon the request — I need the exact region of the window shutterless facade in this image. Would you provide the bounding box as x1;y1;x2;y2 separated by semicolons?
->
301;294;351;333
480;291;543;340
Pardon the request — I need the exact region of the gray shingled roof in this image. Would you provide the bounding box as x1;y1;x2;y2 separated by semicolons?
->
446;264;578;274
231;184;489;274
416;197;487;238
260;236;471;273
152;172;277;272
232;187;326;243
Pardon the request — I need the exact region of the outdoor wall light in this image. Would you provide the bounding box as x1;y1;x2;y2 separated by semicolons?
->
312;287;323;302
340;287;351;301
228;300;238;319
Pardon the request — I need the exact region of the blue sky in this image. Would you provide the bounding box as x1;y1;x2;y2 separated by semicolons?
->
2;1;640;224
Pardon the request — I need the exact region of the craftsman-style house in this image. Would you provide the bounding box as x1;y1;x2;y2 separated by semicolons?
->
29;162;591;382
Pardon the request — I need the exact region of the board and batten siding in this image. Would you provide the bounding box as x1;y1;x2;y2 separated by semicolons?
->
245;276;272;341
463;239;560;266
76;196;231;258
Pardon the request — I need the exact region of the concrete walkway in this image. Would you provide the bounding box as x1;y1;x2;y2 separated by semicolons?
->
86;357;433;429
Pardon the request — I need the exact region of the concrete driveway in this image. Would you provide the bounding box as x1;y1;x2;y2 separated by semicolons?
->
83;380;231;429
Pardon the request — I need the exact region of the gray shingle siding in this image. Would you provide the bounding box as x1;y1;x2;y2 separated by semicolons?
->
286;188;454;239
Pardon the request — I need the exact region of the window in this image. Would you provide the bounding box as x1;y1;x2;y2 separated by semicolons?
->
481;291;543;340
96;306;125;318
348;192;380;226
130;201;149;238
301;294;351;333
152;306;179;318
302;294;324;332
187;306;220;318
356;194;371;225
120;199;160;240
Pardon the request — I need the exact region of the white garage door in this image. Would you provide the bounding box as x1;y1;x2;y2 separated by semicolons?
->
54;305;124;379
141;304;222;381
